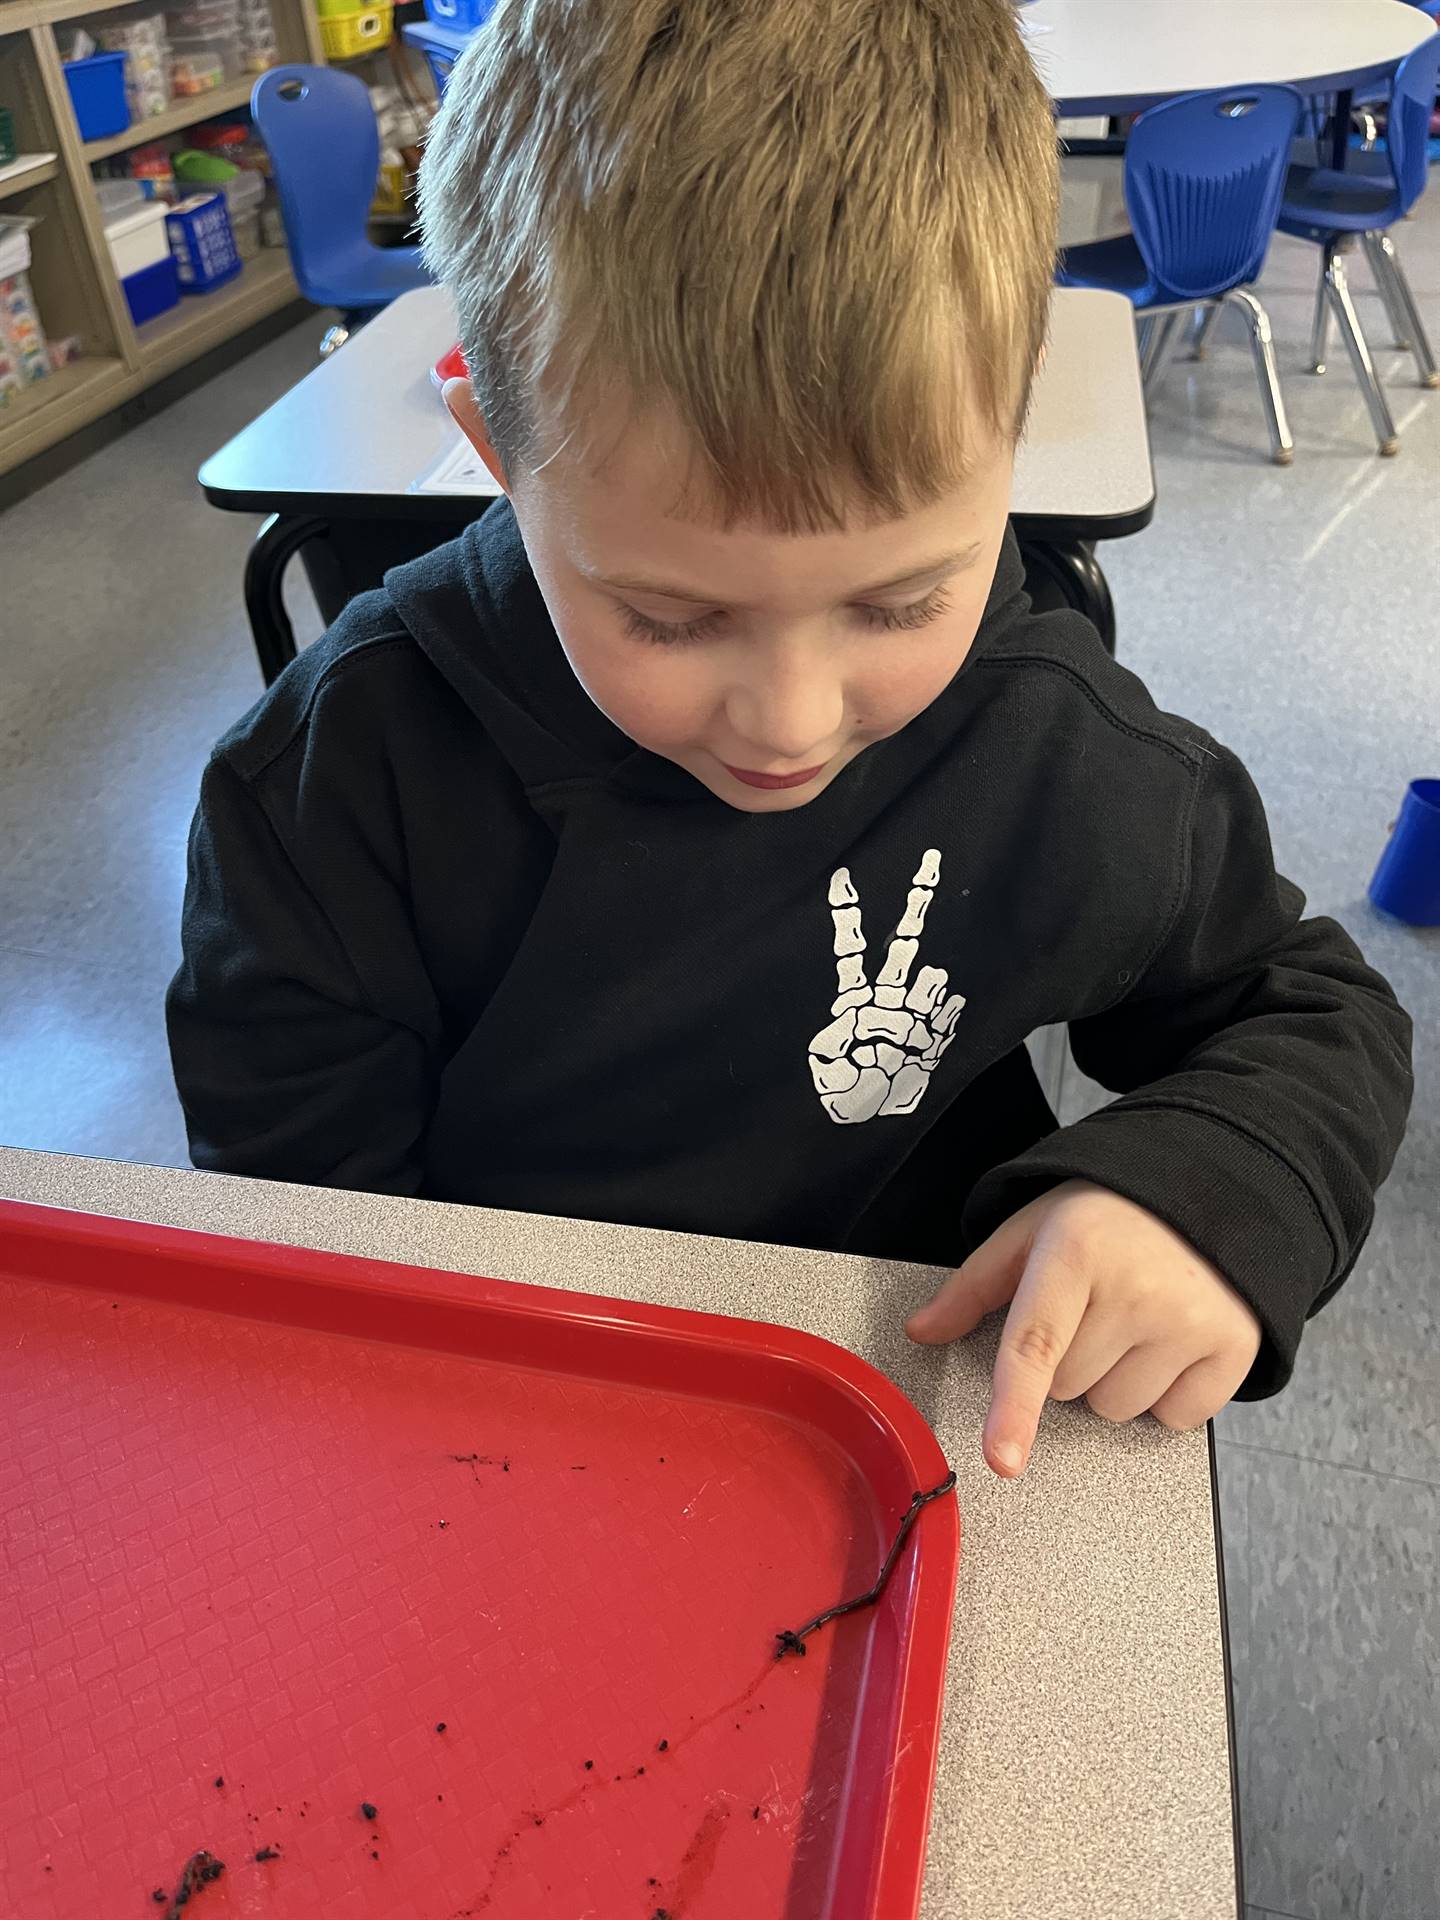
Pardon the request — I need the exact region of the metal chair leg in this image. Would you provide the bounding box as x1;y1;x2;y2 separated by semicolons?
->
1325;250;1399;455
1310;252;1333;374
1140;309;1182;392
1191;302;1223;360
1361;232;1412;351
1224;288;1294;466
1366;230;1439;389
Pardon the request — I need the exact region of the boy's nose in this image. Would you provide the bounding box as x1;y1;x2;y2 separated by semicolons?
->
724;665;845;765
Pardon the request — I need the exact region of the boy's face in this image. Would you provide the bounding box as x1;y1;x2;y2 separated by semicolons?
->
448;386;1015;813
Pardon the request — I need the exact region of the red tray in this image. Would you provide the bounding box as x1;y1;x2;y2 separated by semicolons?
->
0;1199;959;1920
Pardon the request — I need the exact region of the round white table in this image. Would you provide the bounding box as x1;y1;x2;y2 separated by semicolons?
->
1027;0;1434;115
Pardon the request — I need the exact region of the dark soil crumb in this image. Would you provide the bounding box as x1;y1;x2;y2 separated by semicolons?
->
154;1851;224;1918
437;1794;444;1802
658;1456;666;1463
438;1520;449;1528
360;1803;378;1822
583;1760;594;1771
436;1722;447;1733
254;1847;281;1863
532;1817;544;1828
212;1778;224;1790
657;1740;668;1752
647;1877;660;1888
752;1806;761;1819
371;1851;380;1861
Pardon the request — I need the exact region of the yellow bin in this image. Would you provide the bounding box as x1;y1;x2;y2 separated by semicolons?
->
319;2;394;59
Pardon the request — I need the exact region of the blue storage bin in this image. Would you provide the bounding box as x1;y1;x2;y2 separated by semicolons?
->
422;0;496;30
166;192;242;294
122;253;181;326
64;50;130;142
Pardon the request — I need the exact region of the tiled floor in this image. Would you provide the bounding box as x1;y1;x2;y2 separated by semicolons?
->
3;178;1438;1918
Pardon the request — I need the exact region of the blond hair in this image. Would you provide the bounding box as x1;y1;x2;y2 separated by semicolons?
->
419;0;1057;532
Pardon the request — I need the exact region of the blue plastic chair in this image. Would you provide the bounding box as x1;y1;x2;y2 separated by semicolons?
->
401;18;471;99
1058;86;1303;465
251;66;430;343
1278;32;1440;455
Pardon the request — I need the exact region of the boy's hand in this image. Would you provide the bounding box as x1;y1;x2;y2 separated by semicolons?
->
905;1181;1262;1477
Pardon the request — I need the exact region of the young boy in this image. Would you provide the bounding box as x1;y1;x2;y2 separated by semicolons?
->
168;0;1411;1479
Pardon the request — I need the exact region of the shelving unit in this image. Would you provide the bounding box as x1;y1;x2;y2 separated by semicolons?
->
0;0;326;478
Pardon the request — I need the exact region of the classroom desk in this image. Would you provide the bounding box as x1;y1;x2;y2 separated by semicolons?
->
0;1144;1240;1920
200;285;1153;683
1031;0;1433;117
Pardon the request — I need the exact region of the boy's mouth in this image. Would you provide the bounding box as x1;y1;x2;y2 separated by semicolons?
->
721;760;829;791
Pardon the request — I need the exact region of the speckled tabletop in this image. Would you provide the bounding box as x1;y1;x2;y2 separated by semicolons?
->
0;1146;1238;1918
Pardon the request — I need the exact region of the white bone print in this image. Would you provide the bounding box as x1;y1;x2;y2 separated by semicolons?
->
807;849;965;1124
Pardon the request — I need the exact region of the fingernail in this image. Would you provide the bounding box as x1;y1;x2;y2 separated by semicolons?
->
991;1440;1024;1476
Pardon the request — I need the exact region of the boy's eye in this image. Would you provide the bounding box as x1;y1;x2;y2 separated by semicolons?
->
620;583;953;645
621;606;724;647
858;585;954;632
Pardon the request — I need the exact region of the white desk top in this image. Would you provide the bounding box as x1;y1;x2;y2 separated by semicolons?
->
0;1145;1237;1920
1030;0;1433;115
201;286;1153;536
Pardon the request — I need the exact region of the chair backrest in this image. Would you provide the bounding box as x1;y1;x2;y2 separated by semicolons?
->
1386;31;1440;213
251;65;379;306
1123;86;1303;300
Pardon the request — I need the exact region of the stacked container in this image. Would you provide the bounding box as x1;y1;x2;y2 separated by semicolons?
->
97;178;181;323
164;0;243;95
94;10;172;121
237;0;278;73
0;217;51;406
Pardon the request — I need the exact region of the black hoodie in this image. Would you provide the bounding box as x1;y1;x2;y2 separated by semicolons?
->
168;504;1412;1395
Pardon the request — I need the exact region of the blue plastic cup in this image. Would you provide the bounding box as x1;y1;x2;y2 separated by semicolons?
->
1368;780;1440;926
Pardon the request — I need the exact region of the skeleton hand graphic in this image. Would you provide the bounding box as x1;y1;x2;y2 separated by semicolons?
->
807;848;966;1125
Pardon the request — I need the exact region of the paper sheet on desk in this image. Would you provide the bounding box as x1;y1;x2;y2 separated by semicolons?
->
410;432;505;497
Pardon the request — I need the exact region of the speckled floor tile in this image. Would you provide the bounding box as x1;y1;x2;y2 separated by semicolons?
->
1236;1447;1439;1920
0;946;189;1168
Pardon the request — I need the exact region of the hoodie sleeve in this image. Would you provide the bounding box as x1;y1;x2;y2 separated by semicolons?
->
166;755;438;1195
962;746;1413;1396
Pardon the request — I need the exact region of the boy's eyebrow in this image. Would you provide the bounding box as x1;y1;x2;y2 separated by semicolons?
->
592;545;982;606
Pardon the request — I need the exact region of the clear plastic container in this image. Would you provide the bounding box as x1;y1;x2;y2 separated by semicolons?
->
166;0;240;33
168;31;242;91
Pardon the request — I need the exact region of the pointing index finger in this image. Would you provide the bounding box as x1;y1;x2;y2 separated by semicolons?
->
984;1243;1091;1477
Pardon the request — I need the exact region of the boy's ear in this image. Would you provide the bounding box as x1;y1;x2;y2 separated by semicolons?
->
442;378;510;495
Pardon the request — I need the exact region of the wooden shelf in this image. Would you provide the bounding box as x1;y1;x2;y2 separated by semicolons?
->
0;153;59;200
136;248;297;376
0;352;129;463
82;78;257;162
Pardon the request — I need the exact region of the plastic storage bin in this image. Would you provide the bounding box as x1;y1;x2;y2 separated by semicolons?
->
168;31;243;93
103;195;181;323
174;148;263;257
63;50;131;142
166;190;241;291
319;3;393;59
422;0;495;27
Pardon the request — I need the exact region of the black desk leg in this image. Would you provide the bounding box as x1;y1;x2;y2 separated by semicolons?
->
1019;538;1118;654
1330;88;1353;171
244;512;332;687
